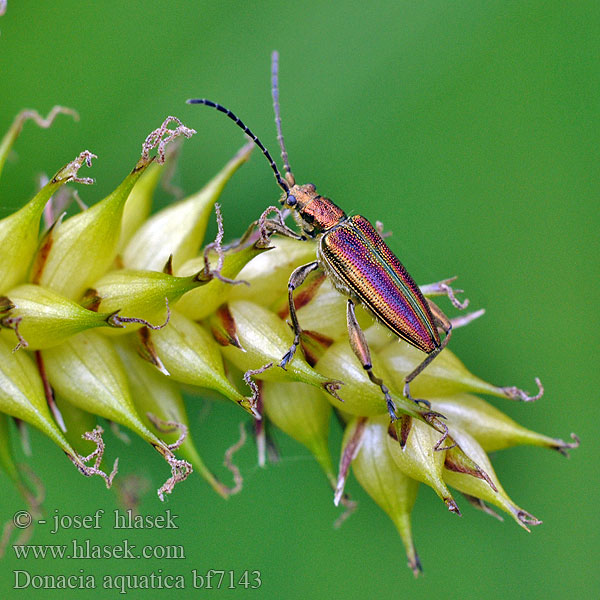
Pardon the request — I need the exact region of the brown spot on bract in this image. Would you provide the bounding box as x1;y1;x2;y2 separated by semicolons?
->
29;227;55;284
210;304;242;348
80;289;101;311
299;329;333;367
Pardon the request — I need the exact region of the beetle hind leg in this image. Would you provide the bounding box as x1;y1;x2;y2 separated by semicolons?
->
279;261;321;370
404;299;453;407
346;299;398;421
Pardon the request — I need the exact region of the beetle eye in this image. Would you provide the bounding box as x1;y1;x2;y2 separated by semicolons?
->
287;195;297;206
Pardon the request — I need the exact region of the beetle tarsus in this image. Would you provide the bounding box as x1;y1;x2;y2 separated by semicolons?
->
402;382;431;409
374;379;397;419
386;398;398;421
278;346;296;370
422;413;455;452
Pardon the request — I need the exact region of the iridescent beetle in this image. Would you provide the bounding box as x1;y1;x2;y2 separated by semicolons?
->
188;53;488;421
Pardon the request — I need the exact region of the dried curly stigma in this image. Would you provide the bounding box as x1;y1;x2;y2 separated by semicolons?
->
55;150;96;185
17;106;78;128
243;362;273;419
203;203;249;286
147;414;193;501
146;412;187;452
552;433;580;457
419;276;469;310
2;315;27;352
109;298;172;331
156;450;193;502
222;422;247;496
69;426;119;488
141;116;196;165
0;105;79;179
500;377;544;402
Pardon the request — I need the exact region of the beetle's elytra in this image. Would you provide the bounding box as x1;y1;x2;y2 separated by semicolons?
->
187;52;456;425
319;213;440;354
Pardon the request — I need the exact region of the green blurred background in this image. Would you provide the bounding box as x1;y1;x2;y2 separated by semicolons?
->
1;1;598;598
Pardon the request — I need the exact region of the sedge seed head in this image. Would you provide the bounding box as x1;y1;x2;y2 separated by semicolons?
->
0;108;578;574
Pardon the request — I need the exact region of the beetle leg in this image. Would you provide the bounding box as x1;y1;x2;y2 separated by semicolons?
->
224;206;304;251
279;261;321;370
256;206;305;245
346;299;398;421
403;300;453;408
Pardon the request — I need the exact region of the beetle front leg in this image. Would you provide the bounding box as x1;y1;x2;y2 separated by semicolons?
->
403;299;453;408
279;261;321;370
224;205;305;251
346;299;398;421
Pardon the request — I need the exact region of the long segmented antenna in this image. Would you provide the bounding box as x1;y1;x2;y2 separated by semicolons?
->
186;98;289;195
271;50;295;186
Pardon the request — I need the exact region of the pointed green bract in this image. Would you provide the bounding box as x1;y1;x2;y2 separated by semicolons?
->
386;416;459;513
221;300;332;391
0;335;69;449
443;427;540;531
41;330;192;499
176;244;267;321
148;309;256;417
83;269;207;335
0;283;118;349
41;330;158;439
430;393;572;453
34;161;149;299
315;338;422;418
123;142;253;272
378;339;502;399
0;152;94;294
230;237;318;306
345;417;422;577
0;336;107;479
34;116;195;300
113;337;228;498
118;161;162;252
262;381;334;483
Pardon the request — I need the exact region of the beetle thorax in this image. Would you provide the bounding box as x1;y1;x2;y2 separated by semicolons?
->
283;183;346;235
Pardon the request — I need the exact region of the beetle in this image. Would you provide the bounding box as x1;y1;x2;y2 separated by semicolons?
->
187;52;538;422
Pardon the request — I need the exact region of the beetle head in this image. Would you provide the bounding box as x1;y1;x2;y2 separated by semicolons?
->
283;183;346;234
282;183;316;210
